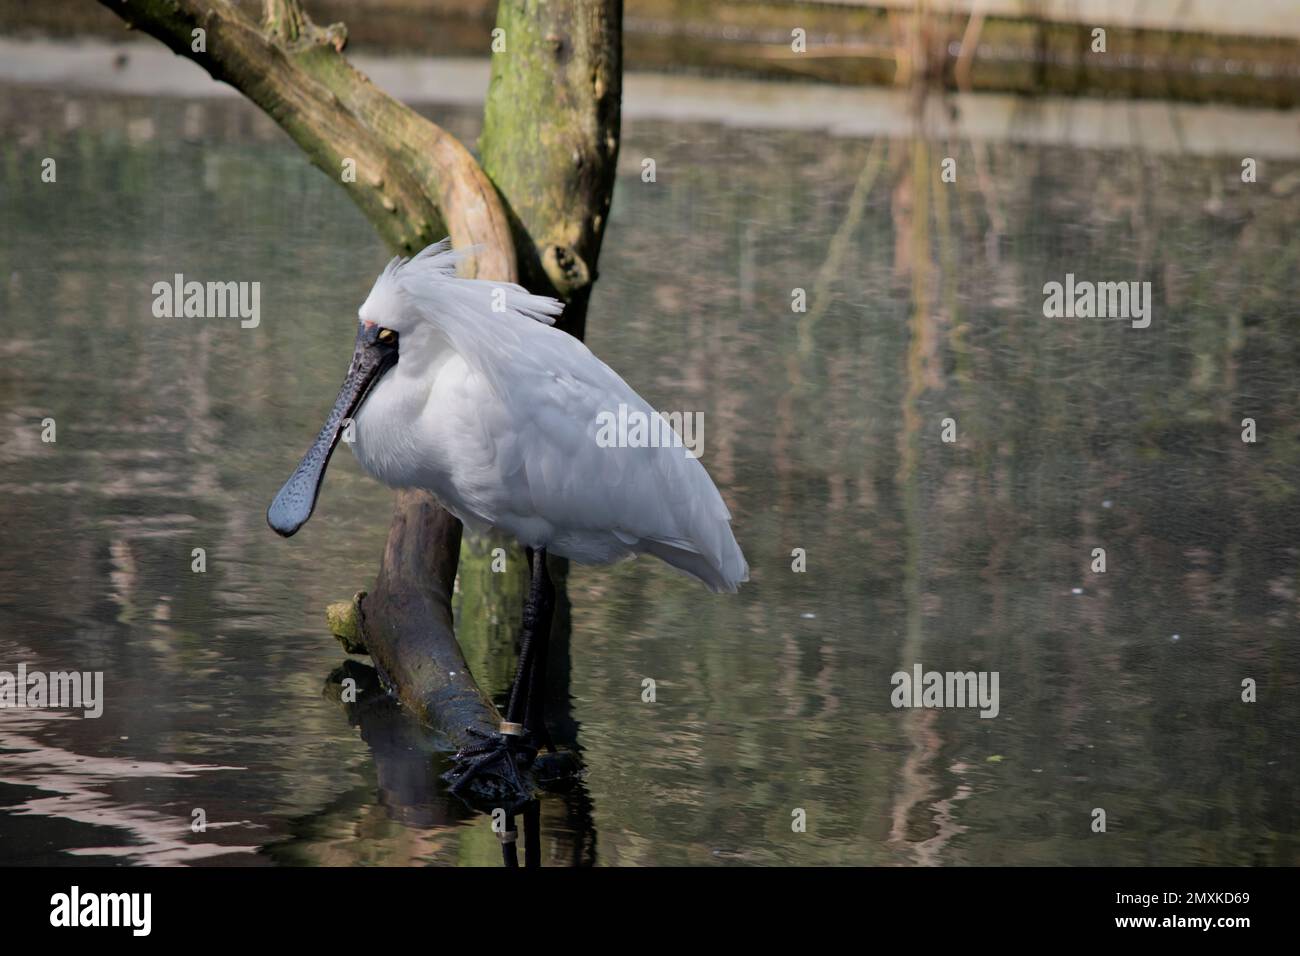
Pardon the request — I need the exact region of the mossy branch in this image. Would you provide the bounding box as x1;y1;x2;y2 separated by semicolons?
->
97;0;514;275
480;0;623;338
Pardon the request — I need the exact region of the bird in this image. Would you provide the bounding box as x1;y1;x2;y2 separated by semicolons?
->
267;240;748;797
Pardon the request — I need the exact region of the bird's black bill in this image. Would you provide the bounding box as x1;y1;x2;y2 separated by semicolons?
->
267;324;398;537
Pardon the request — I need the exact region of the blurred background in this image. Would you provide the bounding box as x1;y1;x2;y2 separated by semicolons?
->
0;0;1297;866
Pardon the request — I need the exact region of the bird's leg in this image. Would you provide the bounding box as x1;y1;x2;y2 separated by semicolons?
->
500;809;519;868
444;548;554;803
515;548;555;752
523;799;541;868
506;548;543;721
445;726;536;805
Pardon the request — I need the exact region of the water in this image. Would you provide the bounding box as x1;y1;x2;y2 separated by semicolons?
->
1;72;1298;866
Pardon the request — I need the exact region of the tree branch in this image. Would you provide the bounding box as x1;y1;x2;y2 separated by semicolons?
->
360;493;499;739
480;0;623;338
100;0;514;276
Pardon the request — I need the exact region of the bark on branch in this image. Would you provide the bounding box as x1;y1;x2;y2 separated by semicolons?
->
359;493;499;739
100;0;514;274
481;0;622;339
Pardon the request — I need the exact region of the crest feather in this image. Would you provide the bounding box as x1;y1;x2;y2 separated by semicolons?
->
363;239;563;328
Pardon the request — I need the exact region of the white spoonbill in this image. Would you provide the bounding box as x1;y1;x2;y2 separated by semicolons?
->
268;240;747;793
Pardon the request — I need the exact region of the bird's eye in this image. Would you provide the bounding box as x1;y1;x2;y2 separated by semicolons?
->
377;328;397;345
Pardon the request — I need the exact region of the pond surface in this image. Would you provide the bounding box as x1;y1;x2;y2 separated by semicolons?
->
1;58;1298;866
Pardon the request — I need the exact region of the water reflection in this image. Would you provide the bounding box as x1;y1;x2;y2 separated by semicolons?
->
258;659;593;867
0;75;1297;866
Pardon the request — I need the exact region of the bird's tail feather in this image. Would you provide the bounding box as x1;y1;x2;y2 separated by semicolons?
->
638;532;749;594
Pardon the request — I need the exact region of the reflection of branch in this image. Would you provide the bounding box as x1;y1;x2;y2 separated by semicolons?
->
969;141;1006;267
797;137;887;358
887;132;950;864
954;5;986;91
931;138;970;379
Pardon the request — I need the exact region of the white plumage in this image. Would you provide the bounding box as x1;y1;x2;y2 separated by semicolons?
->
349;241;749;592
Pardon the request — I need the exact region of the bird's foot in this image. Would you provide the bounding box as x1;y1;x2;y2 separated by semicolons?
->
443;723;538;810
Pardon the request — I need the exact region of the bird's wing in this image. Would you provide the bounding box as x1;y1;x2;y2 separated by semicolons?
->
474;318;747;590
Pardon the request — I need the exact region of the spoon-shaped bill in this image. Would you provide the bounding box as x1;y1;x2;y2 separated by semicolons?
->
267;327;396;537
